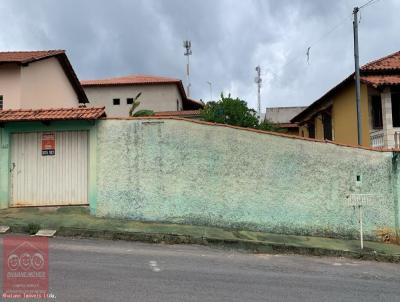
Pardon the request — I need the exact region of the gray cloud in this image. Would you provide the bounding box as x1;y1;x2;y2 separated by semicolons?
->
0;0;398;109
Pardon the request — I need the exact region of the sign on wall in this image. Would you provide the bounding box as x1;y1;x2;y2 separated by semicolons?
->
41;133;55;156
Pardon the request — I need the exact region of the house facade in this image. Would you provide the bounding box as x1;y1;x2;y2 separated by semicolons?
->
0;50;87;109
291;50;400;149
264;106;306;136
81;75;204;117
0;108;105;209
0;50;105;209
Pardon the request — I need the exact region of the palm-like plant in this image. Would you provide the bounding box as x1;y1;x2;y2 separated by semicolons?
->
129;92;142;117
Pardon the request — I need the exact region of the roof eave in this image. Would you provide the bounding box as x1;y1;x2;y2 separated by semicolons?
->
56;53;89;104
81;80;180;87
0;51;89;104
291;74;354;123
0;107;106;123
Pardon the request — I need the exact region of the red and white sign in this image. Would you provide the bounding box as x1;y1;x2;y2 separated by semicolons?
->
41;132;55;156
2;236;49;299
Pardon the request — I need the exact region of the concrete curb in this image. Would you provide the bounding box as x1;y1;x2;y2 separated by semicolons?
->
5;224;400;263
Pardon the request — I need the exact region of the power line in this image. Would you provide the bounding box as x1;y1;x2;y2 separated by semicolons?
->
359;0;382;10
308;15;352;49
303;14;352;66
264;0;384;81
360;0;376;8
262;13;351;80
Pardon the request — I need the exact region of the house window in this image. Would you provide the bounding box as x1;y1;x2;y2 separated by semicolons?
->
392;93;400;127
177;99;180;111
127;98;133;105
0;95;3;110
308;123;315;139
113;98;120;105
371;95;383;129
322;112;332;141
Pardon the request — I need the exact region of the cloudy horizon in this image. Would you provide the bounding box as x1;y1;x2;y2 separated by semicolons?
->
0;0;398;110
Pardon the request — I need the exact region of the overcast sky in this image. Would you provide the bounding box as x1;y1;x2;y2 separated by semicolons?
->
0;0;398;110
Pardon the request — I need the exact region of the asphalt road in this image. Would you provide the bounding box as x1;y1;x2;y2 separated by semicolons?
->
1;237;400;302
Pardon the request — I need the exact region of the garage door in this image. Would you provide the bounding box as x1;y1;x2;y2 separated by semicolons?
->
10;131;88;206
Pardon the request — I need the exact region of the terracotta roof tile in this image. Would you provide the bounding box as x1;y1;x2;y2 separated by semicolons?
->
361;75;400;87
0;107;106;122
0;50;65;64
292;50;400;123
81;75;181;86
154;110;200;117
362;51;400;71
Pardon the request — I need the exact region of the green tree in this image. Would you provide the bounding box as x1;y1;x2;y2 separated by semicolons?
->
257;119;282;132
200;93;259;128
200;93;281;132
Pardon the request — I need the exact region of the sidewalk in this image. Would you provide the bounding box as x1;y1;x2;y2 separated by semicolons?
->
1;206;400;262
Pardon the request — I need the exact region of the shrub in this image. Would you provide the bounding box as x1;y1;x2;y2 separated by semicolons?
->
132;110;155;117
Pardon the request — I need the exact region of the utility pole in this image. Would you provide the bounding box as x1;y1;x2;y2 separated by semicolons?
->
183;40;192;97
255;66;262;121
206;81;213;102
353;7;362;145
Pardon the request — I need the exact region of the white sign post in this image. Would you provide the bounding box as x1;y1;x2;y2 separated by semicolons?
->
358;204;364;249
347;194;375;250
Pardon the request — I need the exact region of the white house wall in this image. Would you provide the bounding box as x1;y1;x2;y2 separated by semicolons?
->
84;84;183;117
20;57;79;109
0;63;22;109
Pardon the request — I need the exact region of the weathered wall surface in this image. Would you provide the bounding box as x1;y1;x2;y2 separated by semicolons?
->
95;119;398;239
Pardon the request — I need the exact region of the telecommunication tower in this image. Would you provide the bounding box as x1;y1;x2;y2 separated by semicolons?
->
183;40;192;97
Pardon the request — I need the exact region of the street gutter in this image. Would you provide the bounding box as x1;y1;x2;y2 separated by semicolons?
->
5;224;400;264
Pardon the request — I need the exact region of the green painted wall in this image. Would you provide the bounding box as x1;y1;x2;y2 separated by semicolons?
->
95;119;399;240
0;120;97;209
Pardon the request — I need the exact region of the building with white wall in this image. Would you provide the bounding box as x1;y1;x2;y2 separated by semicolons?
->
265;106;306;135
0;50;87;109
81;74;203;117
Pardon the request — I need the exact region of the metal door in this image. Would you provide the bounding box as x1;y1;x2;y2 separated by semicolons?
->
10;131;88;206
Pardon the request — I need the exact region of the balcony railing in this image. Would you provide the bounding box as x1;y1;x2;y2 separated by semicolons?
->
370;131;400;149
370;131;384;148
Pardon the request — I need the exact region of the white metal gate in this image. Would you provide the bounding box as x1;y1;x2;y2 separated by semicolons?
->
10;131;88;206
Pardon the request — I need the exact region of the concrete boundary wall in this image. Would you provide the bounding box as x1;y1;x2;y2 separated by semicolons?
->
95;119;399;241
